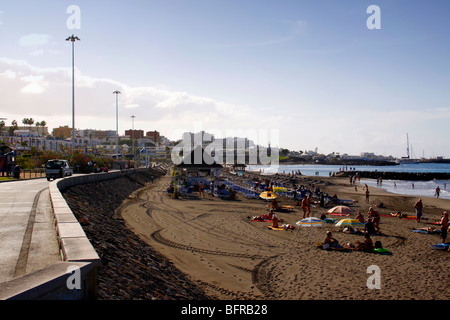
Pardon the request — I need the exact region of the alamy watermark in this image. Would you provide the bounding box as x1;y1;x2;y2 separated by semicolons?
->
66;265;81;290
367;5;381;30
66;5;81;30
170;127;279;166
366;265;381;290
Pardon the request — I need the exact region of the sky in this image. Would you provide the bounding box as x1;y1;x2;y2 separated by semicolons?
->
1;0;450;158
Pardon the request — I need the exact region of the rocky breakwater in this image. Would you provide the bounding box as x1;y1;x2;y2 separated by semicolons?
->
340;171;450;181
61;169;209;300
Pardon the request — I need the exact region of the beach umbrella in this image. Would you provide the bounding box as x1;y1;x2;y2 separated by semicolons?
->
296;217;323;242
296;217;324;227
327;205;355;215
335;218;364;227
260;191;277;200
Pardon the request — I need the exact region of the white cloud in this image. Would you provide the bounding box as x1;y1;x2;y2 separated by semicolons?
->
21;82;47;94
0;57;277;140
19;34;52;47
1;56;448;157
0;70;16;79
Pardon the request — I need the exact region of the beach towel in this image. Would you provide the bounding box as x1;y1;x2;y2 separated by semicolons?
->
372;248;391;255
430;243;450;250
412;229;440;234
316;242;348;251
267;226;286;231
267;223;295;231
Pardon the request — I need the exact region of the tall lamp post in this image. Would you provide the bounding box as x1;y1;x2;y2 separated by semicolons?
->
131;115;135;161
113;90;121;159
66;34;80;153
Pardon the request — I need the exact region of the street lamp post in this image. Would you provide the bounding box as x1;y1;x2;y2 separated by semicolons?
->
131;115;135;161
66;34;80;154
113;90;121;159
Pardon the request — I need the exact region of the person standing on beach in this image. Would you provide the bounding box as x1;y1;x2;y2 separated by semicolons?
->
439;212;448;243
301;194;311;219
414;199;423;223
199;182;205;198
365;188;370;203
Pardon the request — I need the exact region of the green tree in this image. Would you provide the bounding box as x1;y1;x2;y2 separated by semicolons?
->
9;120;18;135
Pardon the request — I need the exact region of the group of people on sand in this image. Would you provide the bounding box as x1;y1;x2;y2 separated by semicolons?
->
352;207;381;235
252;204;299;231
323;231;376;252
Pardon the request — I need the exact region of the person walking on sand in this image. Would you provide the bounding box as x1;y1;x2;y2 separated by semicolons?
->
365;188;370;204
414;199;423;223
435;186;440;199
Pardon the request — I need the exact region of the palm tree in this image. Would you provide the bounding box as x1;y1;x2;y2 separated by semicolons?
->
9;120;18;136
40;120;46;136
35;121;41;136
22;118;34;149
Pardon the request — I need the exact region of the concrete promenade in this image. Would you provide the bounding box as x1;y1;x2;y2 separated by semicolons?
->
0;178;60;283
0;172;102;299
0;168;160;299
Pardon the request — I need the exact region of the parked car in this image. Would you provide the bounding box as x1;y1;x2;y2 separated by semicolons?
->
45;159;73;181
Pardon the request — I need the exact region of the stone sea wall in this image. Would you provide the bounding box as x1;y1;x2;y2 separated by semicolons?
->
61;169;209;300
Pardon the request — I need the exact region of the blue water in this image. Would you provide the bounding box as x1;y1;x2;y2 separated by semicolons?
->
249;163;450;176
248;163;450;200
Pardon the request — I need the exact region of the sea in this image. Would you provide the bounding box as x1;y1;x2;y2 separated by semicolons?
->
248;163;450;200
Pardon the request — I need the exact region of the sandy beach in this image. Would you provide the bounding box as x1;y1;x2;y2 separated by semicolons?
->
120;171;449;300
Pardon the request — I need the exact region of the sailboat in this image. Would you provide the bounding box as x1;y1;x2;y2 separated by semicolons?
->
397;134;419;164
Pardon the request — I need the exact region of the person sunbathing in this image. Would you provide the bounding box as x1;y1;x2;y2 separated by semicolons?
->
354;233;374;252
412;227;440;234
390;211;404;217
323;231;339;249
271;214;279;228
368;207;381;233
271;198;280;210
268;209;274;220
342;226;363;235
356;212;364;223
282;223;295;231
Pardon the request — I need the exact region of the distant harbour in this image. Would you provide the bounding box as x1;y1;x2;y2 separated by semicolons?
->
248;163;450;200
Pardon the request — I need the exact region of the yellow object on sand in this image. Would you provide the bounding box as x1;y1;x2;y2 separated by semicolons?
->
268;226;285;231
260;191;277;200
